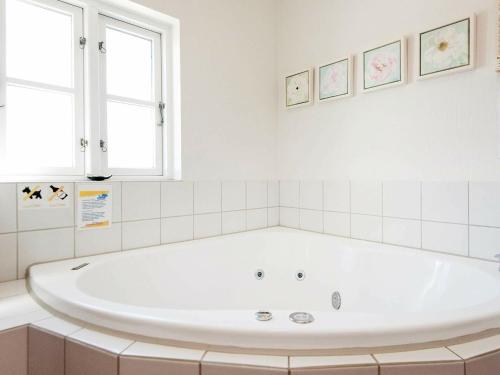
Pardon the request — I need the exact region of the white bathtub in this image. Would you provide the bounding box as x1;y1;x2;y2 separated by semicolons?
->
28;227;500;351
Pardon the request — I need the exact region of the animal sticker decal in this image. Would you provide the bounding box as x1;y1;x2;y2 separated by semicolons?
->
19;183;71;209
22;186;43;200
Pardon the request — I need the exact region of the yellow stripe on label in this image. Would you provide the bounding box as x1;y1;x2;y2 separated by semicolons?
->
79;191;109;197
84;221;110;228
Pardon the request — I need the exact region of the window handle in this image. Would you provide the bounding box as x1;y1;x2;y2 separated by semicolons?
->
98;41;106;54
100;139;107;152
158;101;165;126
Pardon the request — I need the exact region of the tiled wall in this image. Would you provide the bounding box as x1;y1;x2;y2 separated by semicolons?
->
279;181;500;262
0;181;280;282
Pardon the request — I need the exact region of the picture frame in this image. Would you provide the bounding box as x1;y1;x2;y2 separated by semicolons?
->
285;69;314;108
316;56;354;103
362;38;406;93
418;15;475;80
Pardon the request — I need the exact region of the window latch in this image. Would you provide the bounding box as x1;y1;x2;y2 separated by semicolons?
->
80;138;88;152
158;102;165;126
79;37;87;49
100;140;107;152
98;41;106;54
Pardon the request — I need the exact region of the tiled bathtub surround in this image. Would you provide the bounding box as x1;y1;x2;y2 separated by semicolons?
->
0;281;499;375
0;181;280;282
279;181;500;262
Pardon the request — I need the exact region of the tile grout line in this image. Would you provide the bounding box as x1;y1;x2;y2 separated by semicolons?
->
467;181;470;257
381;182;384;243
420;181;423;250
15;183;19;280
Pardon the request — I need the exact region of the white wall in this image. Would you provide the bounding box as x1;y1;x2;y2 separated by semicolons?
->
276;0;500;180
133;0;278;180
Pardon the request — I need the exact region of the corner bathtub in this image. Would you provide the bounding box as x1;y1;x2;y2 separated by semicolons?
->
28;227;500;352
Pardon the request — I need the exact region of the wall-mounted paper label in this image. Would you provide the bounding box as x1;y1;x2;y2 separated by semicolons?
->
77;184;112;230
19;183;71;209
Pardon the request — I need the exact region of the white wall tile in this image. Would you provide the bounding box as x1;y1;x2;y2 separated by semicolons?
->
246;181;267;209
194;181;221;214
0;233;17;282
122;219;160;250
350;181;382;216
194;213;221;239
300;209;323;232
324;211;350;237
383;218;421;248
111;182;122;223
469;182;500;227
268;181;279;207
279;181;299;207
222;211;246;234
351;214;382;242
75;224;122;257
469;226;500;261
324;181;350;213
268;207;279;226
422;221;468;256
122;182;161;221
383;181;421;219
279;207;299;228
161;181;193;217
421;182;468;224
18;183;74;231
18;227;74;277
299;181;323;210
247;208;267;230
0;184;16;234
161;216;193;244
222;181;245;211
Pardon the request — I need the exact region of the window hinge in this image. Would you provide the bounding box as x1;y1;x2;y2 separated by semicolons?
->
98;41;106;54
158;101;165;126
79;37;87;49
80;138;88;152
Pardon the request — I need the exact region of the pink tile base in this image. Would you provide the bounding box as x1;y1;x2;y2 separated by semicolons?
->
465;350;500;375
0;324;497;375
65;338;118;375
28;326;65;375
120;356;200;375
0;326;28;375
380;362;464;375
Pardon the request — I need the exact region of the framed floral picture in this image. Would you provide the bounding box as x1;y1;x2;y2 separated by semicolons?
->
362;38;406;92
285;69;313;108
418;15;475;79
317;56;353;102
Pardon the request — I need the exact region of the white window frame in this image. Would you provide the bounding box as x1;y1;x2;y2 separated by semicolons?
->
0;0;85;176
0;0;181;179
98;14;163;176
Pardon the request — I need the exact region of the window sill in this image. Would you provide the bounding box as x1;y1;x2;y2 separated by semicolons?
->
0;175;180;183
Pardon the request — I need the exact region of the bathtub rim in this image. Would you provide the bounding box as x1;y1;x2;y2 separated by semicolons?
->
27;227;500;354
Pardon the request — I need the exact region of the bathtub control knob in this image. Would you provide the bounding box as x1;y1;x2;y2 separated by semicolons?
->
289;312;314;324
255;311;273;321
255;269;264;280
295;270;305;281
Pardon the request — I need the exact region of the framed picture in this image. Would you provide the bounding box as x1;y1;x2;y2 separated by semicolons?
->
362;38;406;92
316;56;354;102
285;69;313;108
418;15;475;79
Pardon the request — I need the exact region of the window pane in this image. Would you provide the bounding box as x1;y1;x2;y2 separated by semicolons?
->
6;0;74;87
106;27;153;101
107;101;156;169
6;85;75;169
